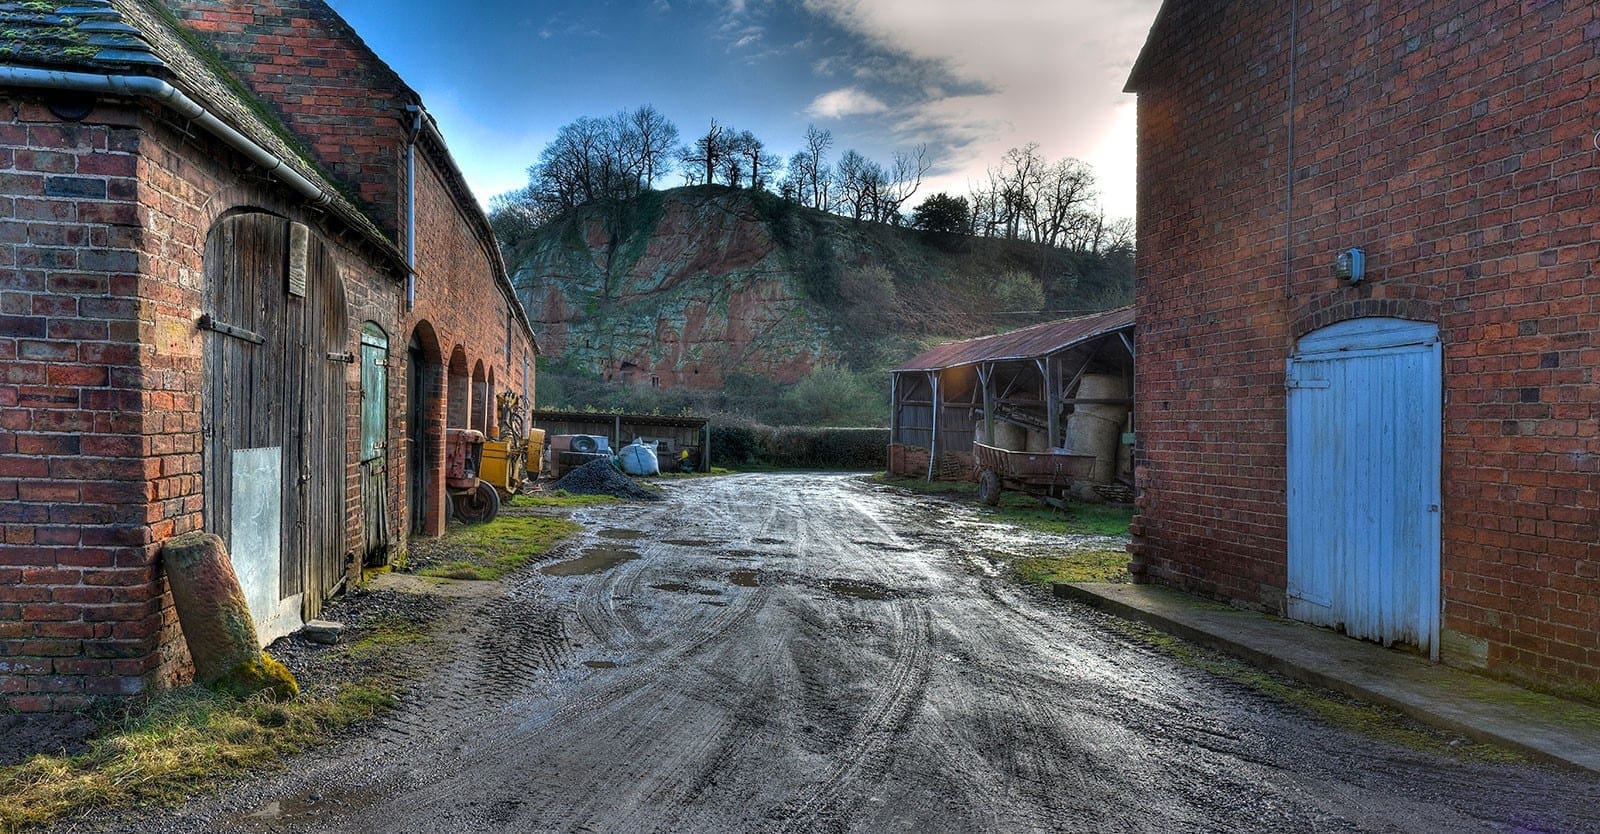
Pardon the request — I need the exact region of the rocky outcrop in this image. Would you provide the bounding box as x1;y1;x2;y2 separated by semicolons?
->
510;186;1133;389
512;189;830;389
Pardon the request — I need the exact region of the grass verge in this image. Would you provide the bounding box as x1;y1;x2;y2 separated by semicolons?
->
1012;551;1131;585
417;513;583;581
1131;628;1523;763
0;600;437;833
0;685;394;833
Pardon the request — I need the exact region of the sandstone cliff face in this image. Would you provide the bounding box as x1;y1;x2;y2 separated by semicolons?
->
509;186;1132;392
511;188;832;389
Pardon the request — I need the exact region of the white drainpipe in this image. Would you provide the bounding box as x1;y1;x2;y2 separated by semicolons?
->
0;66;334;207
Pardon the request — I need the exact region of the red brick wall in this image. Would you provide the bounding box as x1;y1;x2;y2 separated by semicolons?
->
402;143;538;536
1132;1;1600;687
164;0;410;236
0;99;157;711
0;88;530;710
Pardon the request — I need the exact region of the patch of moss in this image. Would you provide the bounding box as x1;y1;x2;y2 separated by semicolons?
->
209;652;298;702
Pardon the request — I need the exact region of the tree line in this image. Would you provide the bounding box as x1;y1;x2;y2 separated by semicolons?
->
488;105;1130;257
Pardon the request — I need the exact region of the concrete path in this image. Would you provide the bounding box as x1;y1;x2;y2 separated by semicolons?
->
1056;581;1600;774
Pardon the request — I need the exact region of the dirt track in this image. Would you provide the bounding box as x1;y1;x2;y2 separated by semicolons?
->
77;473;1600;833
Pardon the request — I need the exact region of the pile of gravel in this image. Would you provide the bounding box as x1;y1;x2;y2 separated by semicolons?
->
551;459;663;502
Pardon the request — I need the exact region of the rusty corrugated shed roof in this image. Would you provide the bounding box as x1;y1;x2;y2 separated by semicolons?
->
892;307;1134;373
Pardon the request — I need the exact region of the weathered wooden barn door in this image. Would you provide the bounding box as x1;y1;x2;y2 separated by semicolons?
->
202;213;347;641
359;323;390;566
1286;318;1441;658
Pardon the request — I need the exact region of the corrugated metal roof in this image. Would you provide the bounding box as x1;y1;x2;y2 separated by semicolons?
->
892;306;1134;373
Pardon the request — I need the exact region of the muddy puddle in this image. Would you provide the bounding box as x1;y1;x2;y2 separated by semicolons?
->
662;538;718;547
650;583;723;596
596;528;647;540
583;660;617;669
540;547;640;576
726;570;759;587
752;537;786;545
824;578;897;601
721;549;763;561
699;600;728;607
850;539;915;552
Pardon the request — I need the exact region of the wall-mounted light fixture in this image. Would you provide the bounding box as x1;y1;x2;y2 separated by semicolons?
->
1336;248;1366;284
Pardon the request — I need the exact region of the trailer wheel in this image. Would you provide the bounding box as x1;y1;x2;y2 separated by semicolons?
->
978;470;1001;506
452;481;501;524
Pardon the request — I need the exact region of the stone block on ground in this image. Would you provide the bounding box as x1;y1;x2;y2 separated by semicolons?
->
162;531;299;700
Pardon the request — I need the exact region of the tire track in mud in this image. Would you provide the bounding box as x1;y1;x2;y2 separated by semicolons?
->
89;474;1600;834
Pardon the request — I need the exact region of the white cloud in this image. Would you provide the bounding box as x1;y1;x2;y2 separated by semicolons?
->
806;86;890;119
800;0;1160;218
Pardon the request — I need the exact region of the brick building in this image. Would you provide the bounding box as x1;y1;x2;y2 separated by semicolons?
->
1126;1;1599;690
0;0;536;711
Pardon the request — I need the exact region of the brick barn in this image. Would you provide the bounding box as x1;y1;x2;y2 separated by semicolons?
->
0;0;536;711
1126;1;1599;690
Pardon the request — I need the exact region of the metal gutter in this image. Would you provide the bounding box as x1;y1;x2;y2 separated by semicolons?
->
0;66;334;207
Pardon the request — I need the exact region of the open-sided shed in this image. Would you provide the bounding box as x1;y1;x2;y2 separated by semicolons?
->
889;308;1135;489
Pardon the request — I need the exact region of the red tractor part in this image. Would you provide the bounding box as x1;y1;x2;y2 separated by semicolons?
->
444;428;499;523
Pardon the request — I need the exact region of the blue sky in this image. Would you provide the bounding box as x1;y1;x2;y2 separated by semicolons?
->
327;0;1162;219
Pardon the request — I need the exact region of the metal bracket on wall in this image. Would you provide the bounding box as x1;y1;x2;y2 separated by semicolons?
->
327;351;356;363
197;313;264;344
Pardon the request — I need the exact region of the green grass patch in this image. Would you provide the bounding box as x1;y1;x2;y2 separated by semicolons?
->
519;490;623;508
872;474;1134;538
0;683;397;833
334;614;431;662
654;467;734;479
418;515;582;581
1012;550;1131;586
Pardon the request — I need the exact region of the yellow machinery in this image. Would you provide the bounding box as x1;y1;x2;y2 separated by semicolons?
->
480;392;538;501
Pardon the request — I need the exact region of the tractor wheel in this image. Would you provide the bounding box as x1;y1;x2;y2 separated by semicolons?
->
977;470;1002;506
452;481;501;524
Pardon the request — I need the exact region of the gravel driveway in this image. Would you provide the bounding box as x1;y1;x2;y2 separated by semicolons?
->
65;473;1600;833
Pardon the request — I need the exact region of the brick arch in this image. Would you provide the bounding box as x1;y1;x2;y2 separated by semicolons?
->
406;321;447;536
486;367;497;437
197;185;296;231
470;359;488;432
446;345;469;428
1292;297;1440;339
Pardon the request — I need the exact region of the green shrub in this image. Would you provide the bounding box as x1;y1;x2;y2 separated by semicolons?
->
710;421;887;470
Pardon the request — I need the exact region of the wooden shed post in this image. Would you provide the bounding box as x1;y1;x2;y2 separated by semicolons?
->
889;372;899;444
1039;356;1060;448
977;363;995;445
926;370;940;481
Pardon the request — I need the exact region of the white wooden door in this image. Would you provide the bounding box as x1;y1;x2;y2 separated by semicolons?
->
1286;318;1441;658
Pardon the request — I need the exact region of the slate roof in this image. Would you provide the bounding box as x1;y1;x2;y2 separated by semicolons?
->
892;307;1135;373
0;0;402;264
0;0;161;70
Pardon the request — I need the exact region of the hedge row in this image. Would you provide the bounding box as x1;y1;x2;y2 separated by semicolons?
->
710;424;888;470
